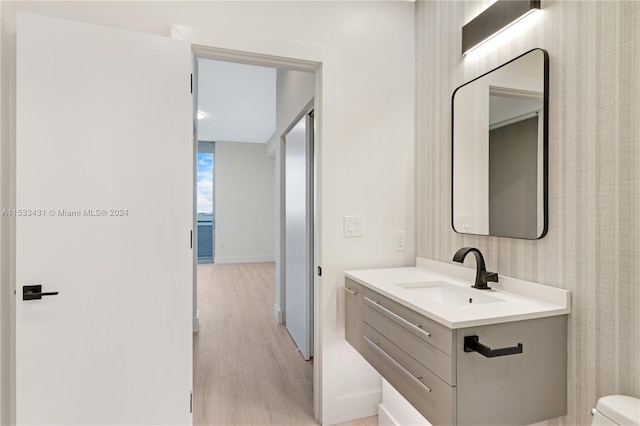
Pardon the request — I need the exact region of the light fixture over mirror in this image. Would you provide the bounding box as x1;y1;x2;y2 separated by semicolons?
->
451;48;549;240
462;0;541;54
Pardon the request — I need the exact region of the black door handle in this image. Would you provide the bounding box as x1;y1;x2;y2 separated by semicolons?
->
464;335;523;358
23;285;59;301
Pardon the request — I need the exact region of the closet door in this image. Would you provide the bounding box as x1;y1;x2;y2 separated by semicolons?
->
285;113;314;360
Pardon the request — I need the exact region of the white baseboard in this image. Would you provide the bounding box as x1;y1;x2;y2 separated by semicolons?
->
379;402;431;426
193;309;200;333
323;389;381;426
380;379;430;426
214;255;275;264
378;404;396;426
273;303;283;324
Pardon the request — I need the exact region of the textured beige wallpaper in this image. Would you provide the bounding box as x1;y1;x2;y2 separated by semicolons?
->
415;1;640;424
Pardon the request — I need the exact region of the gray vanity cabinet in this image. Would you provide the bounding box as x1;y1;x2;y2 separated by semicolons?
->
455;315;567;425
344;277;568;426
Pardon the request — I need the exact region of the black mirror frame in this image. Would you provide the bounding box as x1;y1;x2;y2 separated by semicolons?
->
451;48;549;240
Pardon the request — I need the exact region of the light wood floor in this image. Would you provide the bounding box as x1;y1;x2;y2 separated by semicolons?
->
194;262;378;426
194;262;316;425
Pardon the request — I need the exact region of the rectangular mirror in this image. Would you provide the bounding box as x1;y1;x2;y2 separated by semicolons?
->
452;48;549;239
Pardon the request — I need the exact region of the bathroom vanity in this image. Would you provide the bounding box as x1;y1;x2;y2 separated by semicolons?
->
344;258;571;426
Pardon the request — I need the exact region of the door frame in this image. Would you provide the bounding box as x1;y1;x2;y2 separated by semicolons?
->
188;43;323;422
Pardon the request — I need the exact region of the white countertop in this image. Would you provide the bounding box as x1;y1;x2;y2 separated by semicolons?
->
344;257;571;329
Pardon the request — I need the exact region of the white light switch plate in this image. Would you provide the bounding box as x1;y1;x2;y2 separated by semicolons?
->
344;216;364;237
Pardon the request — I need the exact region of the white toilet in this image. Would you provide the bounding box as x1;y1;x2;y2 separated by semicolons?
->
592;395;640;425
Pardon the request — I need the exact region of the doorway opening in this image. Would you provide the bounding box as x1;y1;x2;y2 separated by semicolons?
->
192;54;318;424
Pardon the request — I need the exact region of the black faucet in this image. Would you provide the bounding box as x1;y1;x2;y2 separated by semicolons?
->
452;247;498;290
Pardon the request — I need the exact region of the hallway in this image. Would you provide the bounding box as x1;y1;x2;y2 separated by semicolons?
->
193;262;316;425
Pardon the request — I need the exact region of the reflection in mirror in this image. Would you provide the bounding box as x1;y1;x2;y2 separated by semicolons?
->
452;48;548;239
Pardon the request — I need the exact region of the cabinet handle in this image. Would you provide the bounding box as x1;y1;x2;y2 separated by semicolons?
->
364;296;431;338
463;335;523;358
343;287;358;296
364;335;431;393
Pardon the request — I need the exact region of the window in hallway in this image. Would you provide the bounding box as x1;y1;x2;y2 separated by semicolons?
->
197;141;214;263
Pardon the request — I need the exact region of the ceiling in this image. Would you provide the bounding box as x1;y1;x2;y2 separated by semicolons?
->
197;58;276;143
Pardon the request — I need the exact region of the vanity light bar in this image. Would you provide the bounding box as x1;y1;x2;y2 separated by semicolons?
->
462;0;540;55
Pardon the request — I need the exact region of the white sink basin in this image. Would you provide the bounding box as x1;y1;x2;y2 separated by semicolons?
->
345;259;571;328
395;281;503;307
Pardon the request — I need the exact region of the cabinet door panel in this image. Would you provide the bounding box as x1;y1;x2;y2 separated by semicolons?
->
457;316;567;425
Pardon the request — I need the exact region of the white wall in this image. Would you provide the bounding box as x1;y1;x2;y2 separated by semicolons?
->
0;2;415;424
268;69;315;323
214;141;275;264
267;69;315;156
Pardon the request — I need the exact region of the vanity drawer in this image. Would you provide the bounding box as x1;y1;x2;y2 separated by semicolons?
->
363;288;454;356
362;328;456;426
363;323;452;387
364;303;455;385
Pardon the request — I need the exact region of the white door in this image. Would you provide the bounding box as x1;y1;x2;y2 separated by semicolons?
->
284;113;314;360
16;13;193;425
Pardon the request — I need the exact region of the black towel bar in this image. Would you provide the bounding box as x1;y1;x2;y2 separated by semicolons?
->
464;335;523;358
